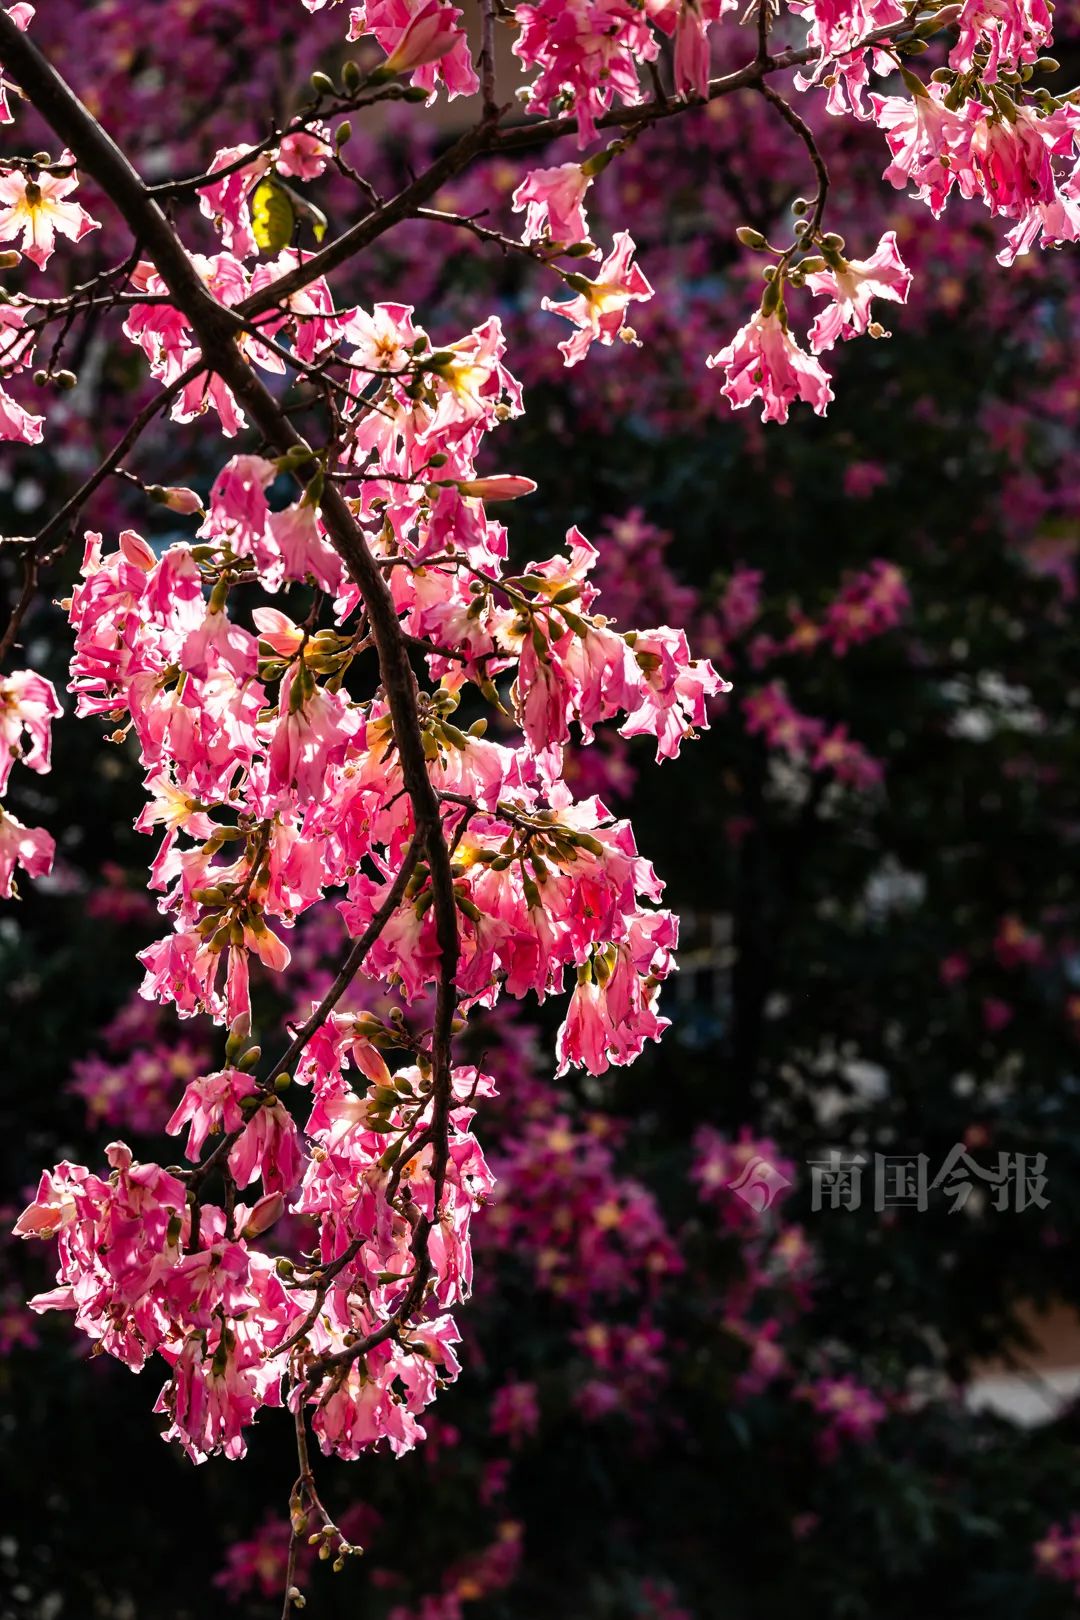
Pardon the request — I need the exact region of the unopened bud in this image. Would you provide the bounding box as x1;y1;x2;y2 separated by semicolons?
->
581;147;615;177
242;1191;285;1239
736;225;767;249
226;1013;251;1054
0;249;21;269
310;70;337;95
156;484;203;515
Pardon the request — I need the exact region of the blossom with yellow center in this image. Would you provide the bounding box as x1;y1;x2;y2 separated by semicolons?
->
0;151;99;270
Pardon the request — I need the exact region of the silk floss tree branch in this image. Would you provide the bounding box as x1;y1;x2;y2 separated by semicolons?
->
1;0;1077;1609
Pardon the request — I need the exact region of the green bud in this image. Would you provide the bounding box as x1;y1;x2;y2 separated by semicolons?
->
581;148;614;177
899;65;930;99
736;225;767;249
310;70;337;95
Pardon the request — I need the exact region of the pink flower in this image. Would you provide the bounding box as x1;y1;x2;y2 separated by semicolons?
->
0;668;61;793
512;163;593;247
0;4;34;126
870;84;981;219
277;128;331;180
708;306;833;424
541;233;654;367
197;145;268;259
950;0;1052;81
1034;1516;1080;1595
228;1098;305;1193
0;380;43;444
939;952;970;987
982;996;1014;1033
799;1376;887;1460
0;804;54;897
267;666;363;805
490;1379;540;1447
647;0;735;98
165;1069;262;1159
806;231;912;352
0;151;99;268
513;0;658;145
994;914;1043;970
382;0;464;73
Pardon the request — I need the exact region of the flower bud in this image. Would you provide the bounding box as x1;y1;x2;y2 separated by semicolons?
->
456;475;537;502
242;1192;285;1238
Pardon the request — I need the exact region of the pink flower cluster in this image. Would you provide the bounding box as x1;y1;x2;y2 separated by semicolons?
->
797;1375;889;1460
68;997;211;1135
1034;1515;1080;1599
16;1038;492;1464
305;0;476;99
743;681;885;791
